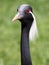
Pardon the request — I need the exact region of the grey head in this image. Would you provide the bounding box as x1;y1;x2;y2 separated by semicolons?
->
17;4;32;14
12;4;34;23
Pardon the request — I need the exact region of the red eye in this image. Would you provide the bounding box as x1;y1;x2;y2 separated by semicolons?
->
26;9;30;13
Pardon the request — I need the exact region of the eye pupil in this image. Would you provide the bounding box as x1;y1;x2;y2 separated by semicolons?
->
26;9;30;13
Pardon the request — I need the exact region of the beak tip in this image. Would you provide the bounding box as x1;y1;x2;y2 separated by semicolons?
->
12;18;15;22
12;19;14;22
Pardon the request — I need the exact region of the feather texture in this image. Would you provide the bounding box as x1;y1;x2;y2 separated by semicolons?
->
29;11;38;41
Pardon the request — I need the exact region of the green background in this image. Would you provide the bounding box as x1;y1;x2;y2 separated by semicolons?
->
0;0;49;65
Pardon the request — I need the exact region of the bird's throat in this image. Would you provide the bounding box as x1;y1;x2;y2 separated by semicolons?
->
20;23;32;65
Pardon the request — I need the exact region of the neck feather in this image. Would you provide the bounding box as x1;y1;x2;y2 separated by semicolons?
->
20;23;32;65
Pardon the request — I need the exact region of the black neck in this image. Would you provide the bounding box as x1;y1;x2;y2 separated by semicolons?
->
20;22;32;65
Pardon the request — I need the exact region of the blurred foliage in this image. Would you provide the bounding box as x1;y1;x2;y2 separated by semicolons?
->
0;0;49;65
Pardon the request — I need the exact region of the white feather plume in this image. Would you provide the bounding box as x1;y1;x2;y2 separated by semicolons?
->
29;11;38;41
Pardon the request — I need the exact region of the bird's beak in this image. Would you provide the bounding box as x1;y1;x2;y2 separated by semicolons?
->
12;12;23;22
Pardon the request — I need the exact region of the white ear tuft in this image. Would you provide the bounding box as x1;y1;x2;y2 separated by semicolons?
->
29;11;38;41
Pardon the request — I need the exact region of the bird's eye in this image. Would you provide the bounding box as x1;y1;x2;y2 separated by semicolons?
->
26;9;30;13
